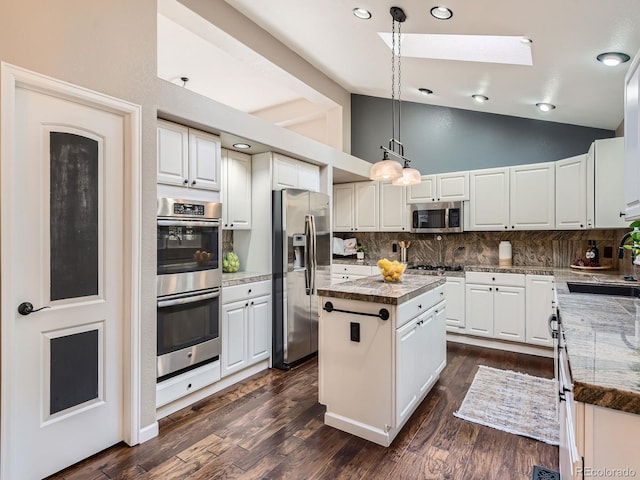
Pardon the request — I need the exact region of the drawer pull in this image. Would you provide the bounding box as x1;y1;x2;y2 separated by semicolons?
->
323;301;390;321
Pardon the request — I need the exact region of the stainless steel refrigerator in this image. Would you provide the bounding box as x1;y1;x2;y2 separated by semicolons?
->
272;188;331;370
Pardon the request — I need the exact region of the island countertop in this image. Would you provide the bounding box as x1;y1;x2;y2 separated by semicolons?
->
317;273;445;305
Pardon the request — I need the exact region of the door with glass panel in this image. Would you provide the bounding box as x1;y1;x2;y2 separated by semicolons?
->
3;81;125;479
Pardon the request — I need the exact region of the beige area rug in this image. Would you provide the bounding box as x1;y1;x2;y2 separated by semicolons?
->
454;365;559;445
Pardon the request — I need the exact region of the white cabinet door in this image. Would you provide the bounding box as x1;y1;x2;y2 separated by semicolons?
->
298;161;320;192
438;171;469;201
525;275;554;347
248;294;271;363
445;276;465;331
157;120;189;187
469;167;510;231
594;137;627;228
510;162;555;230
416;312;436;396
433;302;447;373
273;154;298;189
465;284;494;337
221;299;248;377
396;319;419;426
556;154;588;229
493;286;525;342
406;175;436;203
222;149;251;230
625;53;640;220
333;184;355;232
189;128;221;191
354;181;379;231
379;181;409;231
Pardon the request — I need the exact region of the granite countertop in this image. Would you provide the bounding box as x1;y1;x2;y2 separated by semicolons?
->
465;265;555;276
553;267;640;414
222;271;271;287
317;273;445;305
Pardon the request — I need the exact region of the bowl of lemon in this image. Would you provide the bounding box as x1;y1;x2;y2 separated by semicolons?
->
377;258;406;282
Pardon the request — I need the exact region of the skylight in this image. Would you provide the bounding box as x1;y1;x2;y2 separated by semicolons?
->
377;33;533;66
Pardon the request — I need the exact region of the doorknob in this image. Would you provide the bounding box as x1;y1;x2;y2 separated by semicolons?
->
17;302;50;316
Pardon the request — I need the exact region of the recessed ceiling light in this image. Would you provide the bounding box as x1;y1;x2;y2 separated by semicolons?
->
536;102;556;112
520;37;533;44
233;143;251;149
472;94;489;103
352;8;372;19
419;88;434;95
430;6;453;20
596;52;630;67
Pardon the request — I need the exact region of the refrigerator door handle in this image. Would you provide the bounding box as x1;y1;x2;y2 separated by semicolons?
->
305;215;312;295
309;214;317;294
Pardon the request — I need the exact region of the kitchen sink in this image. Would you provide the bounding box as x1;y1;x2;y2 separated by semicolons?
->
567;282;640;297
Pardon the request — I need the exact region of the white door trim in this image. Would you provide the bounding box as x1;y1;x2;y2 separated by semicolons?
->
0;62;144;476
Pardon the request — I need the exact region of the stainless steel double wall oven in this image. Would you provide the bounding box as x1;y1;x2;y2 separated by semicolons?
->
156;198;222;380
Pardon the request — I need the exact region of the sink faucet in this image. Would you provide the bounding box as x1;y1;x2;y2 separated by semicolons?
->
619;231;634;261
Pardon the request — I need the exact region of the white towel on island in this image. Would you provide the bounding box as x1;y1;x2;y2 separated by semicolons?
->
343;237;357;255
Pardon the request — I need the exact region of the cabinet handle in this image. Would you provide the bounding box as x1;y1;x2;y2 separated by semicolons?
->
183;179;188;185
440;291;444;296
489;287;492;291
495;287;499;291
225;224;228;227
245;303;249;307
191;180;196;186
418;304;422;309
620;211;626;218
492;277;495;281
231;223;234;227
511;226;515;229
504;226;507;229
251;301;254;305
248;289;252;293
580;224;584;228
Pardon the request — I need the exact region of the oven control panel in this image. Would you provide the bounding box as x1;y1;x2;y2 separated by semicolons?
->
174;203;205;216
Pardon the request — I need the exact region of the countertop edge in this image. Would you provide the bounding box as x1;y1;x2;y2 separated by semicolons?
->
574;381;640;415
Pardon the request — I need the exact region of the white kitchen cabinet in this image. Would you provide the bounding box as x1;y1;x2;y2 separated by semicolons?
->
221;148;251;230
445;276;465;332
525;275;555;347
330;264;373;284
468;167;510;230
556;154;588;229
590;137;627;228
272;153;320;192
379;181;409;231
157;120;221;192
332;184;355;232
332;182;379;232
221;281;272;377
465;272;525;342
407;172;469;203
625;50;640;220
509;162;555;230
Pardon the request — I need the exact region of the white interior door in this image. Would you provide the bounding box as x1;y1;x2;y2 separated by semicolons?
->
4;82;125;479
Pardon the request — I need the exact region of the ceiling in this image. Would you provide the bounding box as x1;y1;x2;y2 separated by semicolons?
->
159;0;640;149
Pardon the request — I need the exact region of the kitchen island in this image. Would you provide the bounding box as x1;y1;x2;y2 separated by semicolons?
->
317;274;446;446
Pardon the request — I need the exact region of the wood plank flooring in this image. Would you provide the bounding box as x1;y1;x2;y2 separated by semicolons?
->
48;343;558;479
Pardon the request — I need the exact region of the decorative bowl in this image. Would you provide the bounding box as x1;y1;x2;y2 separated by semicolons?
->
377;259;406;282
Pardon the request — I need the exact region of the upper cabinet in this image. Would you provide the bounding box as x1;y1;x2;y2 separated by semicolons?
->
332;181;379;232
468;167;510;230
379;181;409;232
272;153;320;192
157;119;221;192
407;172;469;203
590;137;627;228
509;162;555;230
469;164;554;231
221;149;251;230
625;51;640;220
556;154;587;229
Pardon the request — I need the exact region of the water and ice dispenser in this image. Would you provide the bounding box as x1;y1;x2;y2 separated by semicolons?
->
292;234;306;269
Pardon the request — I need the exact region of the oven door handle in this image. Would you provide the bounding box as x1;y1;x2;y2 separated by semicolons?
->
158;289;220;308
158;219;221;228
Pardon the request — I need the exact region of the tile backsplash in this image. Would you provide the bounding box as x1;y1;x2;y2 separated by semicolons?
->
335;229;631;271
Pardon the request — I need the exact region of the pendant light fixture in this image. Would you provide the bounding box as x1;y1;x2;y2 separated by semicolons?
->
370;7;421;186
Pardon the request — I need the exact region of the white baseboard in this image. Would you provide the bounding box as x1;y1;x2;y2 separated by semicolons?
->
155;360;269;420
446;333;553;358
138;422;159;444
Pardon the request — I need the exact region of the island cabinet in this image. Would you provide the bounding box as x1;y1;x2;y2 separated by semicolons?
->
317;275;446;447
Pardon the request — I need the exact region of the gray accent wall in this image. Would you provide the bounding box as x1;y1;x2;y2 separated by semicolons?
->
351;94;615;174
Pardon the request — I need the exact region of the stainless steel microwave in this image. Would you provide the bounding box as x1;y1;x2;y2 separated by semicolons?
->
410;201;463;233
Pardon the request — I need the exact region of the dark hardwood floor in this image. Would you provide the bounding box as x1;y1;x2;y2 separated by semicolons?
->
48;343;558;480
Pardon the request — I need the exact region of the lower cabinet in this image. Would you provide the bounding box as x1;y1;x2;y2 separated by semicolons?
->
445;276;465;331
222;280;272;377
465;272;526;342
330;264;374;284
525;275;555;347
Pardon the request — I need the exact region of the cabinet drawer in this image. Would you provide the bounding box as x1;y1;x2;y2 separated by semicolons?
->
223;280;271;304
156;360;221;407
465;271;525;287
331;264;374;276
396;284;445;328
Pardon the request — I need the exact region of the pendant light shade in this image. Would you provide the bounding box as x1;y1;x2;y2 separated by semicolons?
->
370;152;403;180
369;7;421;185
392;164;422;186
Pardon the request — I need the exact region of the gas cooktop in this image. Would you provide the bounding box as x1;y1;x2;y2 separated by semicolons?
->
409;265;463;272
